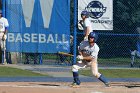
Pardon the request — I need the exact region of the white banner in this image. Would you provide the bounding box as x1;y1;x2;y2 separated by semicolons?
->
78;0;113;30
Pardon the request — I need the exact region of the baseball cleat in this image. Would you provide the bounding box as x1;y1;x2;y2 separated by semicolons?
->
69;82;80;88
105;83;111;87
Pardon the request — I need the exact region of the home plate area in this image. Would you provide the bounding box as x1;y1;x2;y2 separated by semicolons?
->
0;82;139;93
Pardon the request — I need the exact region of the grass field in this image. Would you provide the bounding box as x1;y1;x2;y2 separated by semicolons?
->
0;66;48;77
0;66;140;78
79;69;140;78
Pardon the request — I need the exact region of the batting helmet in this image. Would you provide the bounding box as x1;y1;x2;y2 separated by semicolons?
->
88;32;98;42
81;10;89;18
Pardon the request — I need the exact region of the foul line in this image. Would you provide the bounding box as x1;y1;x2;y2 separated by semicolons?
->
0;84;58;88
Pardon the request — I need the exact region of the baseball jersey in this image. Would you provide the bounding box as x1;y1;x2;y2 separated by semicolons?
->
0;17;9;32
79;40;99;58
83;18;93;35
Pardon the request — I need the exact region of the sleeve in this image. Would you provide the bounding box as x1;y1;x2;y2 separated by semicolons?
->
4;18;9;28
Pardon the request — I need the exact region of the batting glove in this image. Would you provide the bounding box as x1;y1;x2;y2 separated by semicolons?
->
77;55;83;60
77;61;82;63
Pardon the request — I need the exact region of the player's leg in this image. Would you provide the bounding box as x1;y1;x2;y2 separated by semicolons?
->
0;34;4;64
91;61;110;87
71;62;86;87
25;53;29;64
130;55;135;67
1;50;4;64
98;74;110;87
33;53;38;64
6;52;12;64
130;50;136;67
1;40;6;64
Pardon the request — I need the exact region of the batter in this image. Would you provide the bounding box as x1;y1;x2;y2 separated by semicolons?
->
71;32;110;87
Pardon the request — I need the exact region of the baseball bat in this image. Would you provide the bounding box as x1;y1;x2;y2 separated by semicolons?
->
58;52;83;63
58;52;74;57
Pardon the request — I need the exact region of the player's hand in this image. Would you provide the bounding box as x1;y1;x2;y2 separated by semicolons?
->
77;61;82;63
77;55;83;60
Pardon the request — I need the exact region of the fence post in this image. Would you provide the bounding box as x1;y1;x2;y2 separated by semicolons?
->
39;53;43;64
73;0;77;64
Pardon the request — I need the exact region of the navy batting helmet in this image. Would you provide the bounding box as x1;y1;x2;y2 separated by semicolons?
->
88;32;98;42
81;10;89;18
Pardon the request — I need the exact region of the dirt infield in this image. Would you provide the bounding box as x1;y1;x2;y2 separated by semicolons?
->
0;82;139;93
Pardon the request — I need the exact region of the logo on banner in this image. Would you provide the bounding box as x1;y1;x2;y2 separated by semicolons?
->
21;0;54;28
86;1;106;19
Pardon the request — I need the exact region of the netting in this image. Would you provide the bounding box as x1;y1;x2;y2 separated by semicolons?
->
1;0;140;69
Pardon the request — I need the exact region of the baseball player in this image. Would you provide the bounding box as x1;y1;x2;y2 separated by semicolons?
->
79;10;93;41
71;32;110;87
0;10;9;64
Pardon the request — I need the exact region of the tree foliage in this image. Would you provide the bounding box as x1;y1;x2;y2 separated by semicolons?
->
0;0;2;9
98;0;140;57
114;0;140;33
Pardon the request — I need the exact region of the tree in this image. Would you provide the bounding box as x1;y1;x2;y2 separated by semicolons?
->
114;0;140;33
98;0;140;57
0;0;2;9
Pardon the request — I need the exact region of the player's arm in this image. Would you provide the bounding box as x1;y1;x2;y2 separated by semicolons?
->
84;19;91;40
82;56;93;62
77;52;94;62
85;27;90;37
84;47;99;62
78;50;82;56
77;49;93;61
78;47;99;62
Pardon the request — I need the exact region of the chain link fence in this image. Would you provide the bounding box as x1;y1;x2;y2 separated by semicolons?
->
2;0;140;68
12;32;140;68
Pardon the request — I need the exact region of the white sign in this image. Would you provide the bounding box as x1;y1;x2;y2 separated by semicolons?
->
78;0;113;30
